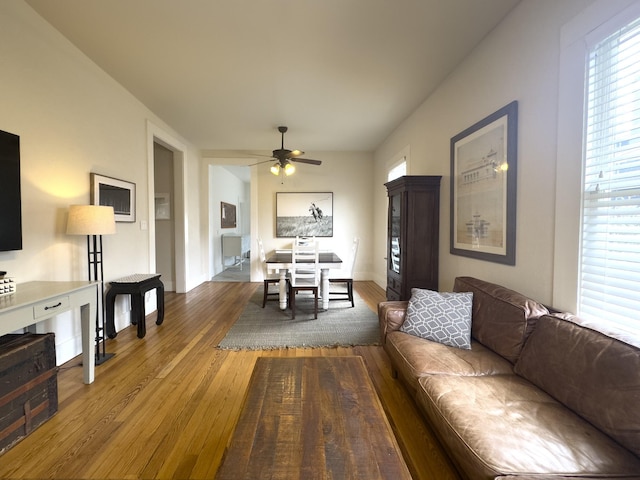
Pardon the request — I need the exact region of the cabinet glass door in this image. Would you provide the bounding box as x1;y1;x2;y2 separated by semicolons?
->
389;193;401;274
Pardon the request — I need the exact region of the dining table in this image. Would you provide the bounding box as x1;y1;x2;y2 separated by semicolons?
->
265;251;342;310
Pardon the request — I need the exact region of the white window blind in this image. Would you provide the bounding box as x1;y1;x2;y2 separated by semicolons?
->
579;14;640;336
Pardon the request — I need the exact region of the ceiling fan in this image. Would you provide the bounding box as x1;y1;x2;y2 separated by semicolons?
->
253;126;322;177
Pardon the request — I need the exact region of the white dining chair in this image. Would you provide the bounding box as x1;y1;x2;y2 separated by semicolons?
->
329;237;359;307
257;238;281;308
288;242;320;319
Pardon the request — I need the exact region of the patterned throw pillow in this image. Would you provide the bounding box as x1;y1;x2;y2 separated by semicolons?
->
400;288;473;349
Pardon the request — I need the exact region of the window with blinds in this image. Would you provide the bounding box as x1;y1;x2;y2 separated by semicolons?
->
579;14;640;336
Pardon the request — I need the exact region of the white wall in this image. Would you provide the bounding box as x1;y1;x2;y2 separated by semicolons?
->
373;0;602;305
0;1;206;364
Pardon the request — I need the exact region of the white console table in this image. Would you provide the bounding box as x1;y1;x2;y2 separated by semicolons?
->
222;234;250;270
0;281;98;384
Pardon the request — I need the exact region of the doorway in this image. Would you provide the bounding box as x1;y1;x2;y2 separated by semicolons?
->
208;164;251;282
147;120;187;293
154;142;176;290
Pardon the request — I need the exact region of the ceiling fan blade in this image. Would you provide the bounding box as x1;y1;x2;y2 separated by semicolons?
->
291;158;322;165
202;150;272;159
248;158;276;167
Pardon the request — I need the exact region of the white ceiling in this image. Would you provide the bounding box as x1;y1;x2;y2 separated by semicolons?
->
25;0;520;153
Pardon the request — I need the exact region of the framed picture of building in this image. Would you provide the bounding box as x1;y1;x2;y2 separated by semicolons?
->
450;101;518;265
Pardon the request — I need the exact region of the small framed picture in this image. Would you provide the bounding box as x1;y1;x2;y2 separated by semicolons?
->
155;193;171;220
221;201;237;228
91;173;136;223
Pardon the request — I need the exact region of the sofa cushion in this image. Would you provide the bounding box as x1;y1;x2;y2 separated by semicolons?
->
514;314;640;458
384;331;514;392
453;276;548;363
417;374;640;478
400;289;473;349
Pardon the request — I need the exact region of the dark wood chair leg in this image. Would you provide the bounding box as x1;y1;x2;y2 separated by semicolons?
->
348;280;354;307
291;288;296;319
289;285;319;319
328;278;355;307
262;280;268;308
263;279;281;308
314;287;318;319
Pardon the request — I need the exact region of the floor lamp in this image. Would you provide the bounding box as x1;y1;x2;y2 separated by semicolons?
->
67;204;116;365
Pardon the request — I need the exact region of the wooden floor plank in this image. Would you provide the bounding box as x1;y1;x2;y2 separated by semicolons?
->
0;281;460;480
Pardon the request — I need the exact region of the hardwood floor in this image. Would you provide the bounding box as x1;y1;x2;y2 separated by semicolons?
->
0;281;460;479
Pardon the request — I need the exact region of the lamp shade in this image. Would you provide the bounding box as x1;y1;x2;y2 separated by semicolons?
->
283;163;295;176
66;205;116;235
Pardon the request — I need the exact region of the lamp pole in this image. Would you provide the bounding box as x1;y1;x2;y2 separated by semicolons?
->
87;233;113;364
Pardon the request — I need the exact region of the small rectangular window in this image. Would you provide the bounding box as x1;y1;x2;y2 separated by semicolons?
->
388;158;406;182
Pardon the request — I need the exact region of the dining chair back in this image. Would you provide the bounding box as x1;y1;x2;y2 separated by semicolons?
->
257;238;280;308
295;235;316;247
329;237;359;307
288;242;320;319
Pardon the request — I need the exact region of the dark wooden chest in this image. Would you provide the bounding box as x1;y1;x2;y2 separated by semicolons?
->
0;333;58;454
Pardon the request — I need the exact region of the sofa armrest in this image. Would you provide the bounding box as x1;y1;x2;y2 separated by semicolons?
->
378;301;409;344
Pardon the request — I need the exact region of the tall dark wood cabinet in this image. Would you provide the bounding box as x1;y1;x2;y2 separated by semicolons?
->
385;175;441;301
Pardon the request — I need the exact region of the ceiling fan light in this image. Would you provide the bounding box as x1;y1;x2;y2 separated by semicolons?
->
270;163;280;175
284;163;295;176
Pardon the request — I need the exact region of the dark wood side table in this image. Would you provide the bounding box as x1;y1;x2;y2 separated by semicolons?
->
105;274;164;339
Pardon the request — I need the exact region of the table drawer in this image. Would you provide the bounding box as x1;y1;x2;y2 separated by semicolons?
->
33;296;70;320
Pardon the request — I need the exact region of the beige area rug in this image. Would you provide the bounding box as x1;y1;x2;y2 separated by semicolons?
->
217;288;380;349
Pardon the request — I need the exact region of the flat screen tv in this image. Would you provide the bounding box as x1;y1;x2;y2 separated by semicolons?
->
0;129;22;251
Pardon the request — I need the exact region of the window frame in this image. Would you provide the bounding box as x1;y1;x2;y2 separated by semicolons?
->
387;145;409;182
553;0;640;315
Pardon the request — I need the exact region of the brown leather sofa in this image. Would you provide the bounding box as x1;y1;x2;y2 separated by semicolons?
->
378;276;640;479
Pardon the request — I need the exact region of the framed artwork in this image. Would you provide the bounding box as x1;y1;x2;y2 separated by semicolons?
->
221;201;236;228
276;192;333;237
450;101;518;265
91;173;136;222
155;193;171;220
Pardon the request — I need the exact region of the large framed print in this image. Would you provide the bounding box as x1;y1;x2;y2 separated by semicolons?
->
276;192;333;237
90;173;136;223
450;101;517;265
